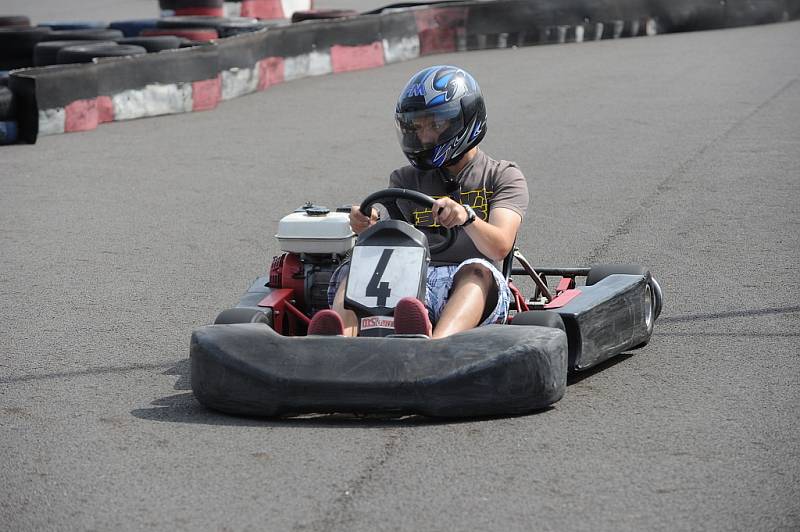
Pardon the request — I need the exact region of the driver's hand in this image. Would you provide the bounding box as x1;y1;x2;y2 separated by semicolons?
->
432;197;467;229
350;205;378;235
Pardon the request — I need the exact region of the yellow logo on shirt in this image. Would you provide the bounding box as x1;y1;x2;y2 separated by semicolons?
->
412;188;492;227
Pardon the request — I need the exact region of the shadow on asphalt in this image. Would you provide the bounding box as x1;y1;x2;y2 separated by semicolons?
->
567;353;634;385
131;359;554;428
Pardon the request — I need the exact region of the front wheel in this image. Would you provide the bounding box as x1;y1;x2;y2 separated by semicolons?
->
214;308;273;327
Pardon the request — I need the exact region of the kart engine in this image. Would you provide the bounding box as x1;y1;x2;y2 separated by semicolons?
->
268;203;355;316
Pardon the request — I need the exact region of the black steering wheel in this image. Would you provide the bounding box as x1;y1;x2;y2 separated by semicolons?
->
359;188;457;255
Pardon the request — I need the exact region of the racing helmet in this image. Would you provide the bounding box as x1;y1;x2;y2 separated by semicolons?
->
395;65;487;170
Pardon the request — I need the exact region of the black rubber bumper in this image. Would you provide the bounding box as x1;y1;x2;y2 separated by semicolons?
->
191;323;568;418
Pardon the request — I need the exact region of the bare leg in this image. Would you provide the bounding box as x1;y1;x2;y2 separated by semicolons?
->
331;279;359;337
432;263;497;339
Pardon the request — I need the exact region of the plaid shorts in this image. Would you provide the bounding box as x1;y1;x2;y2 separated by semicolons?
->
327;257;510;326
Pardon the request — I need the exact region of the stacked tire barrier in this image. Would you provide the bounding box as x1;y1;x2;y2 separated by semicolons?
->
6;0;800;144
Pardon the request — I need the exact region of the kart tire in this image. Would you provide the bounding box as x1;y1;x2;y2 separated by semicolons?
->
109;19;160;37
214;308;272;326
510;310;565;331
156;16;228;30
0;16;30;27
0;27;52;58
57;43;147;64
0;86;14;120
586;264;648;286
650;276;663;320
115;36;182;52
0;58;31;71
587;263;662;321
34;39;116;66
141;28;218;41
291;10;358;22
40;29;124;42
217;20;271;38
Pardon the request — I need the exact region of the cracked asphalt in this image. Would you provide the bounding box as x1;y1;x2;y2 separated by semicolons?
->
1;8;798;532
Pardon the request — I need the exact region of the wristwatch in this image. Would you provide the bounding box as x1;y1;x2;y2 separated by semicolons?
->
461;204;477;227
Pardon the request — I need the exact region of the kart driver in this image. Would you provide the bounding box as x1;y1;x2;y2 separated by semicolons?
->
309;65;529;338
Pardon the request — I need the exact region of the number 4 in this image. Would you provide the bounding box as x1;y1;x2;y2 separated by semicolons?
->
366;249;393;306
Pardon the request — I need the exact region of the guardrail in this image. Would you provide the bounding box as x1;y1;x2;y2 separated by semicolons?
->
6;0;799;143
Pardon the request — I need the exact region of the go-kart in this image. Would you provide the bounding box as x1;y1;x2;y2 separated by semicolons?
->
190;189;663;418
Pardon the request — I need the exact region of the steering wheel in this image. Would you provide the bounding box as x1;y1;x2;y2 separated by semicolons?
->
359;188;457;255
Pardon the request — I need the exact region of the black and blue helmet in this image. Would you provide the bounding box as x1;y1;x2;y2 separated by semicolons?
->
395;65;487;170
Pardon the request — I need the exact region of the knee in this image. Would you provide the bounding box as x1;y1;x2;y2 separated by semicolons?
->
454;263;494;289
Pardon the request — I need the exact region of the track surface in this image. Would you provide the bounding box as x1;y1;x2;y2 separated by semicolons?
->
2;15;799;532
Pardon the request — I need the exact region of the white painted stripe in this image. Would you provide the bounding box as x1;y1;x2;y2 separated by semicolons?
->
556;26;568;43
456;31;467;52
308;51;332;76
112;83;192;121
281;0;312;17
497;32;508;48
645;18;657;36
284;51;332;81
223;2;242;17
593;23;604;40
574;25;584;43
382;36;420;64
221;66;259;100
612;20;624;39
38;108;65;136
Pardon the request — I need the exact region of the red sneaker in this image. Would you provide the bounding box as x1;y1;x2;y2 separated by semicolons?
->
393;297;432;336
308;310;344;336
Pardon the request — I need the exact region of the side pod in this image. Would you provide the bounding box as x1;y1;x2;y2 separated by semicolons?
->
556;274;653;371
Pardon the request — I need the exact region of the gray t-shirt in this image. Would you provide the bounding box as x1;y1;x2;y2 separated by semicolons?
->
388;149;528;265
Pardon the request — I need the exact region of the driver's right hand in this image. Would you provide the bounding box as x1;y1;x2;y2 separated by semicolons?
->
349;205;378;235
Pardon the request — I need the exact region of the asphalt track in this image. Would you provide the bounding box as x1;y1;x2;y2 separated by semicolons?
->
2;13;799;532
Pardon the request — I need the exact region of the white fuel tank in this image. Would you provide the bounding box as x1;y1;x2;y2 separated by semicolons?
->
275;204;356;255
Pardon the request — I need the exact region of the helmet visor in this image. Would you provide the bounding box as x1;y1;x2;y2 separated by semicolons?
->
395;102;464;153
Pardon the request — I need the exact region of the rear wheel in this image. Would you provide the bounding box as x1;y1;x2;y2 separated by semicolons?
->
586;264;648;286
587;263;663;320
588;264;660;348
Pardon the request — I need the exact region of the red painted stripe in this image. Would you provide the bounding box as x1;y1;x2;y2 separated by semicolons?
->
415;8;467;55
64;98;99;132
141;28;218;41
330;42;384;73
240;0;284;19
96;96;114;124
192;76;222;111
174;7;225;17
257;56;285;90
544;289;582;309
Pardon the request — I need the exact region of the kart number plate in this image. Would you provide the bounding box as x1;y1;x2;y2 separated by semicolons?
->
346;246;425;309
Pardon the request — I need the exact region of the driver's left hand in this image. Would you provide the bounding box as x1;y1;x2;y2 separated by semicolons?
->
432;197;468;229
